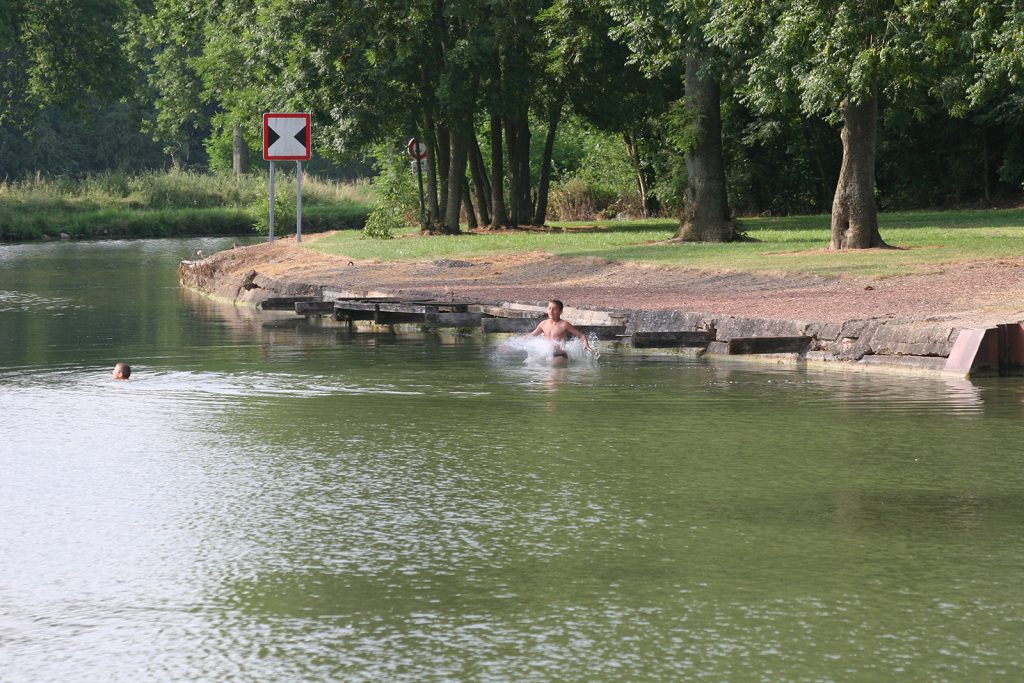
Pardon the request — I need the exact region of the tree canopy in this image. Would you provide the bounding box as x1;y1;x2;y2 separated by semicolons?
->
3;0;1024;245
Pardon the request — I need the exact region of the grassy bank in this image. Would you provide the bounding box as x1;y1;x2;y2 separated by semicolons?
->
308;208;1024;278
0;171;372;240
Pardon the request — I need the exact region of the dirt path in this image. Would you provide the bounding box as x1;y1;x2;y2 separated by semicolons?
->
186;234;1024;327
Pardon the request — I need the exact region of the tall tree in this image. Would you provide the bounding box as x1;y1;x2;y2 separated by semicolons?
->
609;0;737;241
709;0;964;248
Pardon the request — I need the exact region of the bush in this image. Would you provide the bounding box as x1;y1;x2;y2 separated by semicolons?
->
0;171;372;240
548;178;617;221
544;123;644;221
253;181;297;236
363;143;420;239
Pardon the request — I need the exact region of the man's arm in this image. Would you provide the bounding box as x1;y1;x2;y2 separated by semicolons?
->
528;321;546;337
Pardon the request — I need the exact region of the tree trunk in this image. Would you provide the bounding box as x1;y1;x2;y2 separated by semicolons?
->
504;114;532;225
443;130;468;234
830;94;887;249
423;116;440;227
675;52;733;242
232;123;249;175
468;135;491;226
461;177;478;229
515;114;532;223
624;132;649;218
533;99;562;225
504;116;521;225
981;127;991;204
489;114;508;228
437;123;451;212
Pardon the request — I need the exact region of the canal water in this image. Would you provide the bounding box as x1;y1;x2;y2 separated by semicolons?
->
1;238;1022;681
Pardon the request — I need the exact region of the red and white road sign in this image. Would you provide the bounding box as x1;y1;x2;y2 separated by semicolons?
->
264;113;311;161
407;138;428;160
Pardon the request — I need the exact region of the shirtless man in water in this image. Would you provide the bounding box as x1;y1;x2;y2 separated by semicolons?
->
528;299;594;360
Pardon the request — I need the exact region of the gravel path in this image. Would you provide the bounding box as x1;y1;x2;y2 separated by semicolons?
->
188;235;1024;327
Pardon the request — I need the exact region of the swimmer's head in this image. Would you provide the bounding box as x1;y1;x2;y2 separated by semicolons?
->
547;299;564;319
112;362;131;380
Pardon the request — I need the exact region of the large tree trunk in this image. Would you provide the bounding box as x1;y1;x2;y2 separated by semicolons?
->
489;114;509;228
423;115;441;227
468;135;491;226
232;123;249;175
443;130;468;234
675;53;733;242
533;100;562;225
504;116;521;225
515;114;532;223
830;94;886;249
505;113;531;225
461;177;478;229
437;123;451;211
624;132;650;218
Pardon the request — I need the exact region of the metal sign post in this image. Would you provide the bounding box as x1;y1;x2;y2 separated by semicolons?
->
296;161;303;243
407;138;428;229
268;161;276;241
263;113;312;242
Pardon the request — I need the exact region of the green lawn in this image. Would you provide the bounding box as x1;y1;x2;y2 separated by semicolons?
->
307;208;1024;277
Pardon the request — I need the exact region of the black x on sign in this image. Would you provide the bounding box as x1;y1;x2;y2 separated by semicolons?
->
263;113;311;161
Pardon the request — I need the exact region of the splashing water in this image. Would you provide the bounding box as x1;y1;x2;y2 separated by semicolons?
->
495;334;600;365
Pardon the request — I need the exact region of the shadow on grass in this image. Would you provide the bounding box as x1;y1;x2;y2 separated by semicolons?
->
744;208;1024;232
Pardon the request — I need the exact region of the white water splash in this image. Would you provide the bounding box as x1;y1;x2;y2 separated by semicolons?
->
495;334;600;365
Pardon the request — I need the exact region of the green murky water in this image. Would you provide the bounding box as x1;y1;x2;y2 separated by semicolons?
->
1;238;1023;681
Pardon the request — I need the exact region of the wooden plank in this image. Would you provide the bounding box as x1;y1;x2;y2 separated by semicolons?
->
259;296;318;310
630;330;715;348
727;336;811;355
471;304;546;319
333;308;377;321
294;301;336;315
373;311;427;324
999;323;1024;371
376;302;440;315
334;301;384;312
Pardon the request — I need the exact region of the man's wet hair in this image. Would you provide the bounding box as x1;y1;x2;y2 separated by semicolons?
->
114;362;131;378
549;299;564;312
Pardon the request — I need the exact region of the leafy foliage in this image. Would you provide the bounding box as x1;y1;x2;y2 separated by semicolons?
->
363;144;420;239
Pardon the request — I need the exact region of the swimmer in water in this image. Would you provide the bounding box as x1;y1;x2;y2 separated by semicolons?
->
527;299;594;361
112;362;131;380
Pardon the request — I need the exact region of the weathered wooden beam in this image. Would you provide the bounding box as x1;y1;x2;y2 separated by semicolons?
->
295;301;336;315
631;330;715;348
376;302;440;315
259;296;319;310
471;304;545;319
334;301;385;312
727;336;811;355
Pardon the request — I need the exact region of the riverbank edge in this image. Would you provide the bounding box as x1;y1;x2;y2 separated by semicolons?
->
179;248;1023;379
